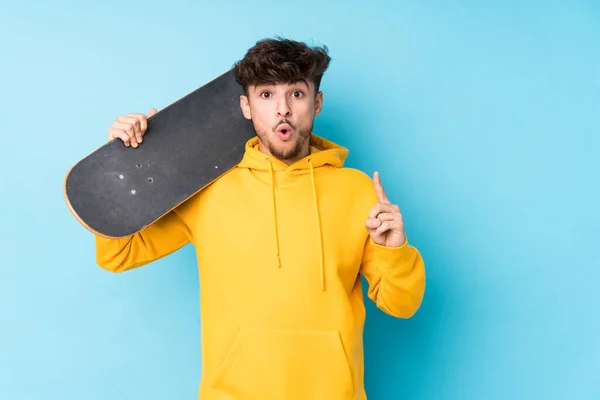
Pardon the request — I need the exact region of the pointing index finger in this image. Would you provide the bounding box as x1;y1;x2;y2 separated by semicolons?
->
374;171;390;203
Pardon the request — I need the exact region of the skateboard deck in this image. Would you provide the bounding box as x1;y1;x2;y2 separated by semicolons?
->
64;68;256;238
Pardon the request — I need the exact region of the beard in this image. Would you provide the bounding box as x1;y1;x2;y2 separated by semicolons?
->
255;119;313;162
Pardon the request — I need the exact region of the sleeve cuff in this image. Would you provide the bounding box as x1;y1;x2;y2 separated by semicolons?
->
367;236;416;273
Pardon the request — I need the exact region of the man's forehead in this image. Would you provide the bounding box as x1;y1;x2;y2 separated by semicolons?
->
252;80;311;89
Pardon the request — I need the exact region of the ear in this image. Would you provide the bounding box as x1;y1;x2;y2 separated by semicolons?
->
314;91;324;116
240;95;252;120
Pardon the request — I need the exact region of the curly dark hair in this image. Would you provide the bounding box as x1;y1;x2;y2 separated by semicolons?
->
233;36;331;96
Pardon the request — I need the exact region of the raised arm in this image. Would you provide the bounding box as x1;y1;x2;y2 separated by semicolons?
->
360;171;426;318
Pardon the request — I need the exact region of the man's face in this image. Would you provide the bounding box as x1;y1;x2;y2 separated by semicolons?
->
240;80;323;165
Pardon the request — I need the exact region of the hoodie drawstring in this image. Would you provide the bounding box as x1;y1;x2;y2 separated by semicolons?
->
266;158;281;268
265;157;325;291
308;159;326;291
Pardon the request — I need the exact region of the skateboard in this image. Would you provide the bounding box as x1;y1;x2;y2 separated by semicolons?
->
64;68;256;238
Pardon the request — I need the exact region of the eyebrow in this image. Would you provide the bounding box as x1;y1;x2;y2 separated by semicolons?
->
254;80;310;92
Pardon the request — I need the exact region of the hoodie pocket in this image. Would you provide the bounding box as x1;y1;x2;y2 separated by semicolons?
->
212;327;355;399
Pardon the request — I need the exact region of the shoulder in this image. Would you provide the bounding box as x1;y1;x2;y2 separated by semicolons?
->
336;167;373;185
331;167;375;191
174;166;241;216
327;167;378;205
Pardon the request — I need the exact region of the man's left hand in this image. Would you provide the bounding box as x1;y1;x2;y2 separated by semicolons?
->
365;171;406;247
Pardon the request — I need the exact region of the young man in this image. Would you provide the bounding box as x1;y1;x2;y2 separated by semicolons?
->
97;37;426;400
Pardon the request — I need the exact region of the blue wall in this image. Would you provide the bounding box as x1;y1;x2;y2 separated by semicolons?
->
1;1;598;399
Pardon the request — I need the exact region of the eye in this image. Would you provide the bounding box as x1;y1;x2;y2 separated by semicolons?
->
260;91;271;99
292;90;304;98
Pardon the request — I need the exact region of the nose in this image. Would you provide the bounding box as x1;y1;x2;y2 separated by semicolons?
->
277;99;291;117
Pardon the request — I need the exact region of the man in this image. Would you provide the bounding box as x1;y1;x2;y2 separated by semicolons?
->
97;37;426;400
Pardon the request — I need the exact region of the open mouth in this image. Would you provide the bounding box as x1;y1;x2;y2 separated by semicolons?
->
277;123;293;140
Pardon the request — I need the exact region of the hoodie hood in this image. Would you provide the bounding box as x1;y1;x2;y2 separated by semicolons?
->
237;134;349;291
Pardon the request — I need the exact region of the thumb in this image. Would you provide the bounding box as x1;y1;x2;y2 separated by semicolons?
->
147;108;158;117
365;217;382;232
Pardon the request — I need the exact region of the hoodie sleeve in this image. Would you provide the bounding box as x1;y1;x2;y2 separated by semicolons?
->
95;208;192;273
359;236;426;318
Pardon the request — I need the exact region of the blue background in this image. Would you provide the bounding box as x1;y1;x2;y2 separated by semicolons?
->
1;1;599;399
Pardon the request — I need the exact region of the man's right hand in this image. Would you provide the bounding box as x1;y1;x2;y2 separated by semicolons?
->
107;108;158;148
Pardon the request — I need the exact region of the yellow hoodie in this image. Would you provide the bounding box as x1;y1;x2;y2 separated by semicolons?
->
95;134;426;400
